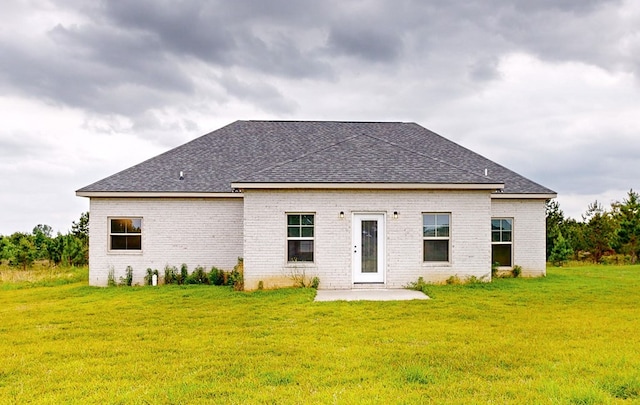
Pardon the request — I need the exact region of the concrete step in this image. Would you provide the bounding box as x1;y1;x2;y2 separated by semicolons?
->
352;282;386;289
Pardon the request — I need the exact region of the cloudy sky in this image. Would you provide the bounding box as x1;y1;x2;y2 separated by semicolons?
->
1;0;639;234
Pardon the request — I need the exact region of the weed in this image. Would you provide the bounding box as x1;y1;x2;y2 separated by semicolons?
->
310;276;320;289
403;366;433;385
491;262;500;278
465;275;487;284
227;257;244;291
406;276;430;295
107;266;116;287
445;275;461;285
119;266;134;286
258;280;264;290
512;265;522;278
285;258;318;288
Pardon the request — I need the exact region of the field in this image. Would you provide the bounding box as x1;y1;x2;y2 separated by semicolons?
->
1;264;639;404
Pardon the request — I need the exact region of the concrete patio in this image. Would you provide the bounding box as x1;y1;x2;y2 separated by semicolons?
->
314;289;429;302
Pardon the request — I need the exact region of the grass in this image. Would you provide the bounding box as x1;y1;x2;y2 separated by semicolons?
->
1;265;640;404
0;261;88;289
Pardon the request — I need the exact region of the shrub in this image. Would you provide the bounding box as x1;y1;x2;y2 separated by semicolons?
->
187;265;209;284
179;264;188;285
209;266;225;286
310;276;320;289
549;232;573;266
164;265;178;285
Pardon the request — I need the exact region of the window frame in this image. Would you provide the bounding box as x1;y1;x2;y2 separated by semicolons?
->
422;213;451;263
491;217;513;267
108;217;143;252
286;213;315;263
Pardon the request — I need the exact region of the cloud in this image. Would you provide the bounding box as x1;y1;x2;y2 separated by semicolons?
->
1;0;640;233
327;24;403;62
99;1;335;79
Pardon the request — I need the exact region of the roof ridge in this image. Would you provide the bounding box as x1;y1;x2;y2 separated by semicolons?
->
363;130;499;182
245;119;410;124
235;133;363;181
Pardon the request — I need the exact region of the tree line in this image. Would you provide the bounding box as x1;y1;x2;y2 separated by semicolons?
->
0;212;89;269
547;189;640;265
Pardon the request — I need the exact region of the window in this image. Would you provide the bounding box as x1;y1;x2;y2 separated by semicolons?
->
287;214;314;262
492;218;512;266
423;213;450;262
110;218;142;251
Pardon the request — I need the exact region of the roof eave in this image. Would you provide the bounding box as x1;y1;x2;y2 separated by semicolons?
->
491;192;557;199
75;191;243;198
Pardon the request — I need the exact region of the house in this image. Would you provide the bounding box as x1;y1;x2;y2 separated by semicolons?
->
76;120;556;289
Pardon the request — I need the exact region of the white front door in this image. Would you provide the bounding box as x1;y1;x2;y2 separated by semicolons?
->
353;213;385;283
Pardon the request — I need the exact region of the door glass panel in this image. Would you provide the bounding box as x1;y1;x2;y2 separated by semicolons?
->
361;220;378;273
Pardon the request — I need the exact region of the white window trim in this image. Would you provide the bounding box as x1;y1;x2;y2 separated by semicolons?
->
108;217;143;253
422;213;451;263
491;217;513;268
285;213;315;264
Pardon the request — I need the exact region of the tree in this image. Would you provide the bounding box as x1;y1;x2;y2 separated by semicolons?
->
32;224;53;262
6;232;36;270
71;212;89;243
549;232;573;266
563;218;587;260
546;200;566;260
70;212;89;266
0;212;90;269
48;233;66;265
615;189;640;263
582;201;616;263
0;235;9;262
63;234;88;266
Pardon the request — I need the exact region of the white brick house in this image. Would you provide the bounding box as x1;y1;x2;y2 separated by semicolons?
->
77;121;556;289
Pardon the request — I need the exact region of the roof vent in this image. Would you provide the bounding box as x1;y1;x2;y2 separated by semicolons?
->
484;168;488;177
179;171;184;180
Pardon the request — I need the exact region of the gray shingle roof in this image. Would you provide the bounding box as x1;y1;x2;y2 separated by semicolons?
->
77;120;555;195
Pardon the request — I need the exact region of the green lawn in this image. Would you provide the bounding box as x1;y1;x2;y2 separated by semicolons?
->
1;265;639;404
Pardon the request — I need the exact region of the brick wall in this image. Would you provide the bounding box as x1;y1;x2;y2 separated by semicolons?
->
88;197;243;286
491;199;547;276
242;189;493;289
87;193;547;288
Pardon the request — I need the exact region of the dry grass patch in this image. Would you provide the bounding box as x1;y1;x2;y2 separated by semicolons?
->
0;262;87;287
